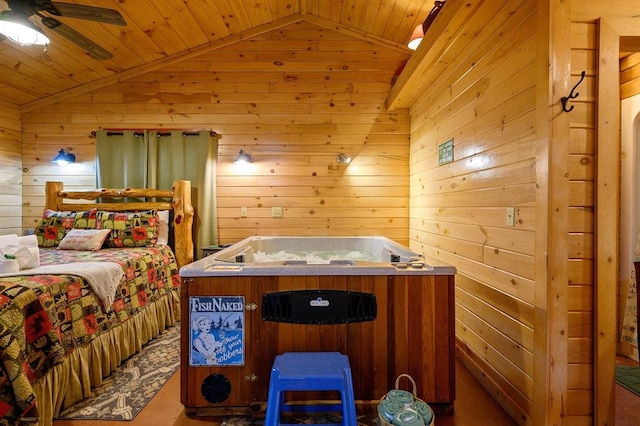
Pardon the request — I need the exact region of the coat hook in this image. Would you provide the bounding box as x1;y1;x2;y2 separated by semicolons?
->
561;70;586;113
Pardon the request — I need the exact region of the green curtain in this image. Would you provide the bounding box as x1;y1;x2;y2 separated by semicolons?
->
96;130;149;188
149;130;218;256
95;129;218;258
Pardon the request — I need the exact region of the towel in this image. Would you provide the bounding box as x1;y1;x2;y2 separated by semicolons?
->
0;234;40;269
0;259;19;273
17;234;40;269
0;234;40;270
0;234;18;246
0;262;124;311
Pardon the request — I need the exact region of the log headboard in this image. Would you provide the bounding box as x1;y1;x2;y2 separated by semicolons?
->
45;180;194;268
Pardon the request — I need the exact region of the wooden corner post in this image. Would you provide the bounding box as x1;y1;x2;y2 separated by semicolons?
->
172;180;195;268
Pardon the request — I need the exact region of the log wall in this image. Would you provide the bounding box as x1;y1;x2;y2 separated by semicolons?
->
621;52;640;100
0;102;22;235
19;21;411;248
393;1;560;424
4;2;635;425
409;1;538;422
565;19;597;424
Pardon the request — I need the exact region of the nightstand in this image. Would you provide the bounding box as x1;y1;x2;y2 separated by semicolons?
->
201;246;224;257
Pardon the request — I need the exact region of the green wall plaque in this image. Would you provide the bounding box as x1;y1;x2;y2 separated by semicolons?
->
438;139;454;165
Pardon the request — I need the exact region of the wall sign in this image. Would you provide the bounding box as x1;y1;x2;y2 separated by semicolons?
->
438;139;454;165
189;296;245;366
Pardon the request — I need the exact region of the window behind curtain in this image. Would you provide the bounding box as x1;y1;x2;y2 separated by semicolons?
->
96;130;218;258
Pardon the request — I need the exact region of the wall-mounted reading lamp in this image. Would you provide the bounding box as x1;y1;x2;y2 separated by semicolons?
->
233;149;252;164
52;149;76;166
336;153;351;164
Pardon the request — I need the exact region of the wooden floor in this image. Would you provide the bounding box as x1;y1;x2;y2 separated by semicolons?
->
52;357;640;426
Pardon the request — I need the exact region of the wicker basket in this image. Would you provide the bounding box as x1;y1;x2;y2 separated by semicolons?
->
378;374;435;426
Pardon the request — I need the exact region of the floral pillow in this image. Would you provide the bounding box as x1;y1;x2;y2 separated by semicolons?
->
34;208;98;248
96;210;159;248
58;229;112;251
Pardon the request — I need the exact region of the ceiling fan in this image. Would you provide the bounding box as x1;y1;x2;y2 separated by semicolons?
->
0;0;126;60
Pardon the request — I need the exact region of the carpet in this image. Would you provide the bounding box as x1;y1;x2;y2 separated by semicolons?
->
616;365;640;397
56;324;180;421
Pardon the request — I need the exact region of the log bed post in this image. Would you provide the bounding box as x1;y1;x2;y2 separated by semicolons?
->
45;181;64;211
172;180;194;268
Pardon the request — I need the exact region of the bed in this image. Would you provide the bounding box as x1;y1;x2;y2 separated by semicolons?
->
0;180;194;426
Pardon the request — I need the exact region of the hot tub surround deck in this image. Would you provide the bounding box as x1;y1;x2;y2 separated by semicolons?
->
180;236;456;277
179;236;456;418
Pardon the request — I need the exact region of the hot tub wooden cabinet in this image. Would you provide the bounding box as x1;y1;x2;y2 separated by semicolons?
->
179;236;456;417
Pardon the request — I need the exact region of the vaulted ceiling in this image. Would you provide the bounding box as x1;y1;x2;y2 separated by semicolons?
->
0;0;436;111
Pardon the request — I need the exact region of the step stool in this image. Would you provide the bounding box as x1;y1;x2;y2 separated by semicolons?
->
264;352;357;426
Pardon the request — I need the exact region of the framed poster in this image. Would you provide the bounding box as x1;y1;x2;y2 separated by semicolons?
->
189;296;245;366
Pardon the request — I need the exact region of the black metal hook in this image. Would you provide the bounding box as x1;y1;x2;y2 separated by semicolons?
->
561;70;586;113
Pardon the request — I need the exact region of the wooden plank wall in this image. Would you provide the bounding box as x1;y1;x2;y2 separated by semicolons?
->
566;21;597;424
0;102;22;235
619;51;640;362
19;21;411;247
407;0;538;423
621;52;640;100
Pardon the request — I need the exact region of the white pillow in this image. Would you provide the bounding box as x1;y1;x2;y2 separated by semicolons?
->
58;229;112;251
157;210;170;245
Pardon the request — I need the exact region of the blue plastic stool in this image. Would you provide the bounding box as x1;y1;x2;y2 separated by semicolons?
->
264;352;357;426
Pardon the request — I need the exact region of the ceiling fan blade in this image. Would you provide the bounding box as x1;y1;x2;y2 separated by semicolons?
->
40;16;113;60
40;1;126;26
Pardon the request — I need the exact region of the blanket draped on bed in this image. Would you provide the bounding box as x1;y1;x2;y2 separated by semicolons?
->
0;262;125;310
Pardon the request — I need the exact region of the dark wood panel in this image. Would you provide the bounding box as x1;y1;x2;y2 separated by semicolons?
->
180;273;455;416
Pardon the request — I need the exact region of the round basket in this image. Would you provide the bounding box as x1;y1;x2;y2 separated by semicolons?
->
378;374;435;426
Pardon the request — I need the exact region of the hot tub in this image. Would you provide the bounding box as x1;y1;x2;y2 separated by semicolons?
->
181;235;454;276
179;236;456;418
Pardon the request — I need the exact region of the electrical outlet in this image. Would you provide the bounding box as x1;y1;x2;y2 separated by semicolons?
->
506;207;515;227
272;207;283;218
240;207;247;217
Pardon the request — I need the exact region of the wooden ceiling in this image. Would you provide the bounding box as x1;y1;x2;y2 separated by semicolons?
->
0;0;436;110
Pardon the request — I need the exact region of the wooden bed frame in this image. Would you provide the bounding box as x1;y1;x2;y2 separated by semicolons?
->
44;180;194;268
26;180;195;426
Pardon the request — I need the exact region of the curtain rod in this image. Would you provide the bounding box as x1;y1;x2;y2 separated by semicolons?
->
90;130;218;137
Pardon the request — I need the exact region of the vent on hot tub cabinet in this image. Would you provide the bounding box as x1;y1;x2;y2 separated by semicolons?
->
262;289;376;324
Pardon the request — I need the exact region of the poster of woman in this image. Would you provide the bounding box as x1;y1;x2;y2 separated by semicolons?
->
189;296;245;366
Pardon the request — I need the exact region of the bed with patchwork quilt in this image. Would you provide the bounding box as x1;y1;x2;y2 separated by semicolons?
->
0;181;194;426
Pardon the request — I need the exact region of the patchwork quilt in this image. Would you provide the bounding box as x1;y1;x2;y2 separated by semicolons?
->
0;245;180;424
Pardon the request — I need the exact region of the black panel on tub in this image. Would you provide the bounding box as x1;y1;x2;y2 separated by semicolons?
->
262;289;376;324
201;374;231;403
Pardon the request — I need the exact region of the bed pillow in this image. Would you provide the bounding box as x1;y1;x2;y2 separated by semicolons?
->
96;210;159;248
58;229;112;251
157;210;170;245
34;208;98;247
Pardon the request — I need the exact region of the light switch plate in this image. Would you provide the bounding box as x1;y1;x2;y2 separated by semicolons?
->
506;207;515;227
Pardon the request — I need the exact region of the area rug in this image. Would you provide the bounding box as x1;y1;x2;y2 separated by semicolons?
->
56;324;180;421
615;365;640;397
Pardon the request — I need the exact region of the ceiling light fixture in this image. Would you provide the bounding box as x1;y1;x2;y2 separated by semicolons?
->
0;10;49;47
408;1;446;51
336;153;351;164
233;149;252;164
52;149;76;166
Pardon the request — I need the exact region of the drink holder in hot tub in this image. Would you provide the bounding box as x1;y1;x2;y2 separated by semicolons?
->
262;289;376;324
